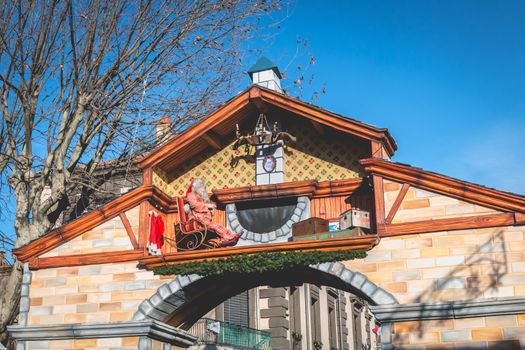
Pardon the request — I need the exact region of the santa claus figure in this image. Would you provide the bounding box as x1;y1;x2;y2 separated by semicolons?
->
186;178;241;246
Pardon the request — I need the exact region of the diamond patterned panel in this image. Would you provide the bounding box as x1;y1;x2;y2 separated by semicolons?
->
284;122;368;182
153;138;256;197
152;121;370;196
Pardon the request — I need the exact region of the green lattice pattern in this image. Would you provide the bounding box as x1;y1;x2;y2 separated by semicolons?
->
153;138;256;197
152;121;370;196
284;122;368;182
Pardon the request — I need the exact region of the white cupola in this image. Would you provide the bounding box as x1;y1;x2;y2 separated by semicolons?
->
247;57;283;93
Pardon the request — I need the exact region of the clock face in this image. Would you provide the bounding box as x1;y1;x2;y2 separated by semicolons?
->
263;155;276;173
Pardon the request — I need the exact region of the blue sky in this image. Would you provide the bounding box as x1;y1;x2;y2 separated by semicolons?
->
256;0;525;194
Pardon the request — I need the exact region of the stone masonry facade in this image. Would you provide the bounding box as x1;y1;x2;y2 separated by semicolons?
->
14;177;525;349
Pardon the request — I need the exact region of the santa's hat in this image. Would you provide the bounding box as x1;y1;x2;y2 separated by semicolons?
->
186;179;194;198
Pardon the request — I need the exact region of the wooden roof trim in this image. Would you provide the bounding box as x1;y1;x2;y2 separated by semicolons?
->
136;90;251;169
138;235;379;269
360;158;525;213
377;212;518;238
13;185;171;262
256;88;397;156
136;86;397;170
28;249;145;270
212;178;363;204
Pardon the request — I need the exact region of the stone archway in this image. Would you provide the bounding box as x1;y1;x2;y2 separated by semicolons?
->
133;262;397;327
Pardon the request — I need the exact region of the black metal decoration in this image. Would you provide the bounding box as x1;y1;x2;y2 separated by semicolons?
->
232;113;296;153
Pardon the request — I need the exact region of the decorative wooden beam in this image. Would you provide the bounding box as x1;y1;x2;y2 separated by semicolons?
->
212;178;363;204
515;212;525;225
257;88;397;156
138;201;150;251
136;85;397;171
120;213;139;249
314;178;364;198
139;235;379;269
372;175;386;227
249;86;267;112
371;141;383;159
377;213;516;237
201;131;222;150
385;183;410;224
143;167;152;186
136;90;251;170
28;249;144;270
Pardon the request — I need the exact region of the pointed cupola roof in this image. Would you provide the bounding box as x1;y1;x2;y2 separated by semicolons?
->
247;56;282;79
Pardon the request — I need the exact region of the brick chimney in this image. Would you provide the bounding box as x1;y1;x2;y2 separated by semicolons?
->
247;57;283;93
156;116;172;142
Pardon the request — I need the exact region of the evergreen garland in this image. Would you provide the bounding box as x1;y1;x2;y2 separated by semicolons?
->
153;250;367;277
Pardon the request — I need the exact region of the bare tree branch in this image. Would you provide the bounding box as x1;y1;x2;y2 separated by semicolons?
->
0;0;284;345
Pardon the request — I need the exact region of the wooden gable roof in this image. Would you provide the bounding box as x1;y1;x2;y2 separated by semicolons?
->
136;85;397;173
360;158;525;213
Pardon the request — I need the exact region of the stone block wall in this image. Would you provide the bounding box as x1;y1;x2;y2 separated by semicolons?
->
24;222;525;349
27;337;139;350
27;262;169;326
345;224;525;349
383;180;500;224
39;207;139;258
392;315;525;349
346;226;525;304
19;175;525;350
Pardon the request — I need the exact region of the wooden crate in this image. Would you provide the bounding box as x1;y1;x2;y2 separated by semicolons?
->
292;217;329;237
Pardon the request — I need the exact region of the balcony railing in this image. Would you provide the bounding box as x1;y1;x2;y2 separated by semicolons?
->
188;318;272;350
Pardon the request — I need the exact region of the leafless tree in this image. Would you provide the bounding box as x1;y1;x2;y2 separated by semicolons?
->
0;0;282;345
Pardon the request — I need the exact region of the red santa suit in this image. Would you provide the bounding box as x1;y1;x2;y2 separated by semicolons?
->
185;180;241;246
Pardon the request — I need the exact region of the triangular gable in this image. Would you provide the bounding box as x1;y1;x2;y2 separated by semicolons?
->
39;208;138;258
383;179;502;224
13;186;171;262
152;120;370;197
136;86;397;173
361;158;525;214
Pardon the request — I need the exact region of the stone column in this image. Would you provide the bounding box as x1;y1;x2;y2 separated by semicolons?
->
259;287;289;349
338;291;350;350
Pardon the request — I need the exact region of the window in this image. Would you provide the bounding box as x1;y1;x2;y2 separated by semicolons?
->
224;290;249;327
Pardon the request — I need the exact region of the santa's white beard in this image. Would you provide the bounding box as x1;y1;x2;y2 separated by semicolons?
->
192;181;210;203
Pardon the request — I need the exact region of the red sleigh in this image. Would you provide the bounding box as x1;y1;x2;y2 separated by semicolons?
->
169;197;221;251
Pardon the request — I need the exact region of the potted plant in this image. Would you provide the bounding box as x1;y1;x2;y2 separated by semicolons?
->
291;331;303;343
313;340;323;350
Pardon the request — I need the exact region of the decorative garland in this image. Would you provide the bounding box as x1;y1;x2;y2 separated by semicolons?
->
153;250;367;277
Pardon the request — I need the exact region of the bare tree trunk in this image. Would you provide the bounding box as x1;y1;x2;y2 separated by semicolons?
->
0;262;22;347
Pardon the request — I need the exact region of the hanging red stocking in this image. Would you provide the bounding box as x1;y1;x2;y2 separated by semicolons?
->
147;211;165;256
